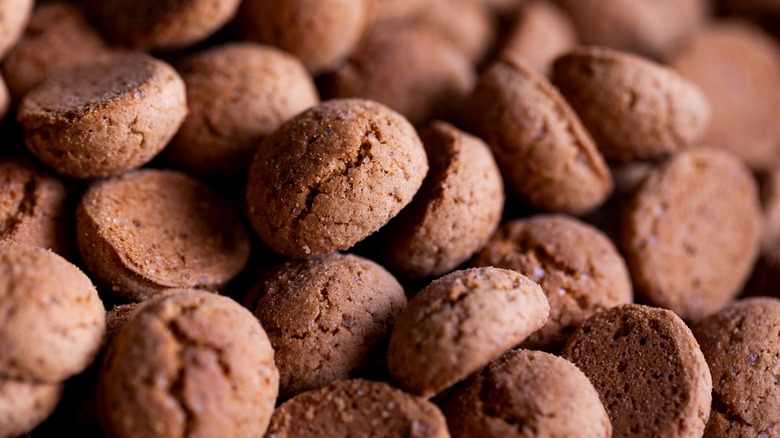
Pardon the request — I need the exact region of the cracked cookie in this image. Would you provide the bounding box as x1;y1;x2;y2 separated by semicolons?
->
387;267;549;397
562;304;712;438
0;0;33;59
0;378;63;438
246;98;428;259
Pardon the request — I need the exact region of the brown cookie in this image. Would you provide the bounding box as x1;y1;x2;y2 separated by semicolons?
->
373;0;429;23
562;304;712;438
0;0;33;59
472;214;633;352
98;290;279;438
622;148;762;321
254;253;407;399
18;54;187;179
467;55;612;215
692;298;780;436
387;267;549;397
166;43;319;177
383;121;504;280
0;378;63;438
443;349;611;438
77;169;251;302
417;0;497;65
246;99;428;259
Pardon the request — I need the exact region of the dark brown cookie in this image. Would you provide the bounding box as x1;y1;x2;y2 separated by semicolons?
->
0;378;63;438
0;0;33;59
562;304;712;438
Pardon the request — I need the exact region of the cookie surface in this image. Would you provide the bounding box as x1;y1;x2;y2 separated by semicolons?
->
417;0;496;65
0;378;63;438
0;0;33;59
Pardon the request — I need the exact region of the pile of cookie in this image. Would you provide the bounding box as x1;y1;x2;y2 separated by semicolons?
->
2;0;780;436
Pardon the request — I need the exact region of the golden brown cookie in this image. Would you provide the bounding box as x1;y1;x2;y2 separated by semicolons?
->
553;46;711;161
467;55;612;215
166;43;319;177
472;215;633;352
0;378;63;438
18;54;187;179
383;121;504;280
77;169;251;302
254;253;407;399
0;0;33;59
417;0;497;65
562;304;712;438
622;148;762;321
98;290;279;438
387;267;549;397
443;349;611;438
246;99;428;259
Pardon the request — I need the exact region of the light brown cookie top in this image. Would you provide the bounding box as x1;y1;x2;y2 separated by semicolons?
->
562;304;712;438
443;349;611;438
472;214;633;352
254;253;407;399
246;99;428;259
0;0;33;59
77;169;251;302
98;290;279;438
467;55;612;215
0;378;63;438
384;121;504;280
18;54;187;179
387;267;549;397
0;244;105;383
553;46;711;162
236;0;374;75
166;42;319;177
622;148;762;321
694;298;780;435
417;0;497;65
266;379;449;438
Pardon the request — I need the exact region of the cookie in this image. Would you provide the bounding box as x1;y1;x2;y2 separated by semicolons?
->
622;148;762;321
0;378;63;438
383;121;504;280
467;55;612;215
553;46;711;162
98;290;279;438
18;54;187;179
166;43;319;177
254;253;407;399
562;304;712;438
246;99;428;259
472;215;633;352
443;349;611;438
387;267;549;397
373;0;429;23
266;379;449;438
0;0;33;59
692;298;780;436
77;169;251;302
417;0;497;65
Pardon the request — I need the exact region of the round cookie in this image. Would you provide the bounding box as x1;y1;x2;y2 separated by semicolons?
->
0;244;105;383
0;0;33;59
77;169;251;302
418;0;497;65
443;349;611;438
472;215;633;352
553;47;711;162
246;99;428;259
98;290;279;438
166;43;319;177
266;379;449;438
0;378;63;438
467;55;613;215
387;267;549;397
383;121;504;280
622;148;762;321
18;54;187;179
236;0;373;75
562;304;712;438
692;298;780;436
253;253;407;399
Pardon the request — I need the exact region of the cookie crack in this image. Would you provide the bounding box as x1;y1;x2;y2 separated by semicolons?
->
712;390;753;429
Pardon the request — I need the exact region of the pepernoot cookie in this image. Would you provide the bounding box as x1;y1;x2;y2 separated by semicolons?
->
562;304;712;438
692;298;780;436
266;379;449;438
98;290;279;438
383;121;504;280
77;169;251;302
472;214;633;352
0;0;33;59
553;46;711;162
246;99;428;259
18;54;187;179
622;148;762;321
254;253;407;399
443;349;611;438
467;55;612;215
0;378;63;438
387;267;549;397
